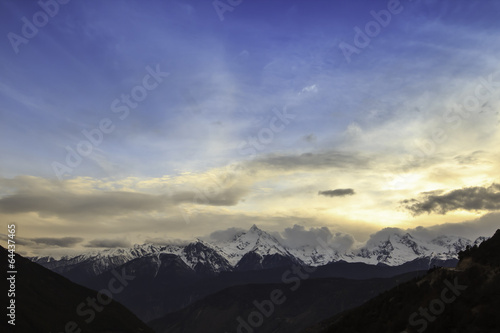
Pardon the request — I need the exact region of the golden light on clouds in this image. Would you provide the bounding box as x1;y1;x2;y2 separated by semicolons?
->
0;4;500;256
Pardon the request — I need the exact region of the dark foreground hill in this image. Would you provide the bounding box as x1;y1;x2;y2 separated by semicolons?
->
148;270;425;333
86;254;452;322
302;229;500;333
0;246;153;333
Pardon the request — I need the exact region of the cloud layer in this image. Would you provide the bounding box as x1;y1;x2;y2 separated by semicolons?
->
0;1;499;257
85;238;132;248
30;237;84;247
275;225;356;251
0;235;83;249
0;175;249;219
402;184;500;215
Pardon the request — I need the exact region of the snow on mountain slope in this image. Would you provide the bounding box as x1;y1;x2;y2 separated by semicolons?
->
31;242;230;276
351;233;483;266
179;241;232;273
31;244;165;276
355;233;428;266
205;224;297;266
30;225;489;277
287;244;342;266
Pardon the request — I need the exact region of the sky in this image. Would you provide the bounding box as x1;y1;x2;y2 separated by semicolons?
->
0;0;499;256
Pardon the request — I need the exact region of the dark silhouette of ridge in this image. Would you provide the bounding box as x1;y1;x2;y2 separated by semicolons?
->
302;229;500;333
0;246;153;333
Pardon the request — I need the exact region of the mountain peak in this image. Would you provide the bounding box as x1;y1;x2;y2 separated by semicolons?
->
249;224;261;233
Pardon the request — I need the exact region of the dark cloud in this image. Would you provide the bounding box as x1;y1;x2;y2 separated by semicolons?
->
31;237;83;247
252;151;370;171
85;238;131;248
402;184;500;215
171;186;248;206
318;188;355;197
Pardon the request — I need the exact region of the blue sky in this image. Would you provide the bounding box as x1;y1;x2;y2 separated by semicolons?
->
1;0;500;255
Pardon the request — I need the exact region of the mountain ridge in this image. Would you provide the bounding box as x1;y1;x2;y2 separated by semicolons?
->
25;225;488;323
301;229;500;333
0;245;154;333
30;225;488;276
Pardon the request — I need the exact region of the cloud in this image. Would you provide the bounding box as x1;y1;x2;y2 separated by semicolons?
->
454;150;486;165
414;212;500;240
303;134;317;143
206;227;246;242
364;213;500;247
427;213;500;239
143;237;189;246
251;151;370;171
329;232;356;251
0;235;83;249
85;238;132;248
0;191;166;217
0;176;249;219
31;237;83;247
318;188;355;197
365;227;405;248
279;224;354;251
170;186;249;206
402;183;500;215
299;84;318;95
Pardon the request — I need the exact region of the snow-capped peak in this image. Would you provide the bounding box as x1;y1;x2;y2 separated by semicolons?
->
249;224;262;234
29;226;489;278
203;224;294;266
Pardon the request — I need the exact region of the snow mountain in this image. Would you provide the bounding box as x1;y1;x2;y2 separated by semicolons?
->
31;225;487;280
206;224;301;270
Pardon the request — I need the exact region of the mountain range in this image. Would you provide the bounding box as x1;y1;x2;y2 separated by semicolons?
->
148;228;500;333
31;224;487;277
28;225;488;322
6;226;497;332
